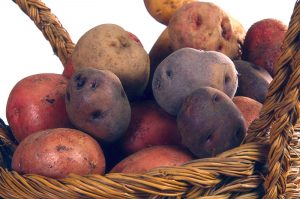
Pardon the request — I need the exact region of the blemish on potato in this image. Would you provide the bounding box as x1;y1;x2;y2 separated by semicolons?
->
91;110;106;120
66;91;70;102
89;161;97;170
74;74;86;89
221;17;232;40
45;96;55;104
90;80;98;90
56;145;72;152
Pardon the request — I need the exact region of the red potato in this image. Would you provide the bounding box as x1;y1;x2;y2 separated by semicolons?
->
110;145;194;174
232;96;262;130
242;18;287;77
120;100;182;155
6;73;73;142
12;128;106;179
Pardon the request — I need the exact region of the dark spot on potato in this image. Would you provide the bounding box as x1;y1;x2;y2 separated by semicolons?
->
221;17;232;40
119;36;130;48
224;75;231;84
66;91;70;102
154;79;161;90
45;96;55;104
91;110;106;120
74;74;86;89
156;8;162;15
194;15;202;28
56;145;72;152
212;93;220;102
166;70;172;78
217;44;223;51
206;133;213;142
109;41;117;47
89;161;97;170
90;80;98;90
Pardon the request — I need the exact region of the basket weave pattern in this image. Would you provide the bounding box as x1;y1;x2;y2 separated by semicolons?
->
0;0;299;198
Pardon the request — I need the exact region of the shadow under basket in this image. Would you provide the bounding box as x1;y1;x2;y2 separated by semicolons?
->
1;0;300;198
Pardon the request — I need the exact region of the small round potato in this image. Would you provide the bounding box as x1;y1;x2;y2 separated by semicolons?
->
72;24;150;100
65;67;131;142
12;128;106;179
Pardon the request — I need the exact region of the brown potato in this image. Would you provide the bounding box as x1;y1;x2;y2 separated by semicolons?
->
12;128;106;179
110;145;194;174
120;100;182;155
152;48;238;115
71;24;150;100
144;28;174;99
177;87;246;158
144;0;195;25
65;67;131;143
168;2;245;59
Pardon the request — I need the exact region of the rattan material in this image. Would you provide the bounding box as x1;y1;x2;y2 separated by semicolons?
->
0;0;299;198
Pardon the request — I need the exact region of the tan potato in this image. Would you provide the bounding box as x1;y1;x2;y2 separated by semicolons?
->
144;28;174;98
72;24;150;100
144;0;195;25
110;145;194;174
12;128;106;179
168;2;245;59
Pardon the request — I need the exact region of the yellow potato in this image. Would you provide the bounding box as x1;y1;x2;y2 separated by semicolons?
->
144;0;195;25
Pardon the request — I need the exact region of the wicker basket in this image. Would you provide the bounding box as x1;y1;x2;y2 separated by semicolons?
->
0;0;299;198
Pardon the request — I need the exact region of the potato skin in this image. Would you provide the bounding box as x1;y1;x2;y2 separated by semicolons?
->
110;145;194;174
242;18;287;77
120;100;182;155
6;73;72;142
234;60;272;103
71;24;150;100
177;87;246;158
65;67;131;143
168;2;245;59
152;48;238;116
144;0;195;25
12;128;106;179
232;96;262;130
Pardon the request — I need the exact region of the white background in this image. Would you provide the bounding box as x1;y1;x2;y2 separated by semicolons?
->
0;0;296;123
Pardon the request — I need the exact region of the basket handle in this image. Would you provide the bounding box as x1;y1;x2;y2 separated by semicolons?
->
245;0;300;198
12;0;75;66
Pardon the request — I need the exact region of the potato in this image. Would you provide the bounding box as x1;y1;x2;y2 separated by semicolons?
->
110;145;194;174
144;28;174;99
71;24;150;100
177;87;246;158
65;67;131;142
152;48;238;115
12;128;105;179
168;2;245;59
234;60;272;103
242;18;287;77
6;73;73;142
232;96;262;130
144;0;195;25
120;100;181;155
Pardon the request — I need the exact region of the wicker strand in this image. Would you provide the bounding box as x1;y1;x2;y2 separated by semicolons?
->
259;1;300;198
12;0;75;65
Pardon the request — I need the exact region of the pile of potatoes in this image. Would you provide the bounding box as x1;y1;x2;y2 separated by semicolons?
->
5;0;287;179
